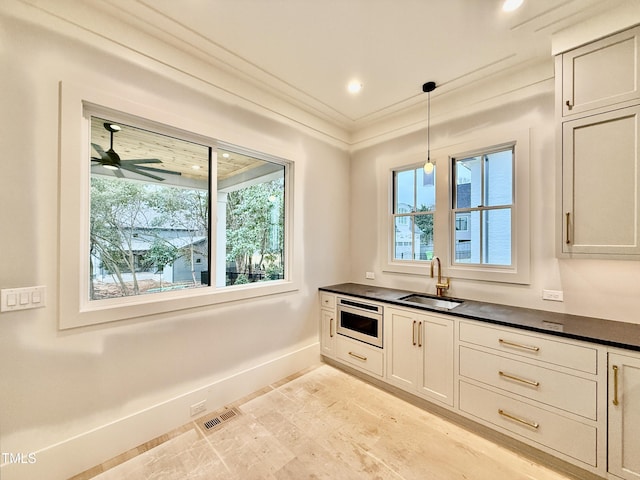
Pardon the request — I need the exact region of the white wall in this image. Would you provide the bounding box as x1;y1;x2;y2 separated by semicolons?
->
350;81;640;325
0;8;350;480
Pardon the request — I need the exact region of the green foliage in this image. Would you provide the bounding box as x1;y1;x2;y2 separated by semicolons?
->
141;240;179;271
90;177;208;298
225;178;284;279
414;204;434;243
234;274;249;285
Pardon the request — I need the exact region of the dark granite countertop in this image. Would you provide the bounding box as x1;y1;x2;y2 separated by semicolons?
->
320;283;640;352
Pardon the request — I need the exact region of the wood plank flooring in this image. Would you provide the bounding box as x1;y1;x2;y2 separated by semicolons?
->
72;364;577;480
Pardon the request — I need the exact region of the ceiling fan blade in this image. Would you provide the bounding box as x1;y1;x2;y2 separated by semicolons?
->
120;164;166;181
120;158;162;165
92;143;106;156
91;156;103;163
123;158;162;165
114;168;125;179
135;165;182;176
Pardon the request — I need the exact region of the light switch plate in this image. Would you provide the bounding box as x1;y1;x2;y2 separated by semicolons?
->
1;286;47;312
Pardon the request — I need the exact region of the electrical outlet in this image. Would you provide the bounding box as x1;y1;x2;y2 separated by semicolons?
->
365;271;375;280
190;400;206;417
542;289;564;302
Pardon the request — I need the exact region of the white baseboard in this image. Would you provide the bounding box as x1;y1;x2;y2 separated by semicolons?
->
1;342;320;480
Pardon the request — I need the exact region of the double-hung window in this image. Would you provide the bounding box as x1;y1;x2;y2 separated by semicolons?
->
386;131;529;284
452;146;514;267
392;165;436;261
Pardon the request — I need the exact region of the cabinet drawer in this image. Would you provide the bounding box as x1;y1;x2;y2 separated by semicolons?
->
459;322;597;374
459;381;597;466
460;346;597;420
320;292;336;310
336;335;384;377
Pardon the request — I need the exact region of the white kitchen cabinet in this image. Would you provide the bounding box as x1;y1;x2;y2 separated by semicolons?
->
319;293;336;357
385;306;454;406
458;321;604;472
557;26;640;258
561;105;640;255
335;334;384;377
608;351;640;479
560;26;640;117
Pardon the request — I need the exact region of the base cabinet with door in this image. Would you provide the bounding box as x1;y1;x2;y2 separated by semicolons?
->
385;306;454;406
319;292;336;357
608;350;640;479
318;287;640;478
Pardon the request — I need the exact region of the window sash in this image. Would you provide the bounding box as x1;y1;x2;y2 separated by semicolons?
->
451;146;514;267
392;164;436;262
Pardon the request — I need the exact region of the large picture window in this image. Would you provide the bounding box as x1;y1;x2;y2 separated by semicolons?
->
88;114;287;303
58;82;296;328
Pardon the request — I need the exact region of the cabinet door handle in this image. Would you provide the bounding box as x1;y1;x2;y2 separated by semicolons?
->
499;371;540;387
565;100;573;110
613;365;620;406
565;212;571;244
329;317;334;338
498;409;539;429
412;320;417;346
348;351;367;362
418;321;423;348
498;338;540;352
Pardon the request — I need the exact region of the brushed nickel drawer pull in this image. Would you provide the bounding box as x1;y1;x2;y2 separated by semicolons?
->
412;320;417;346
499;371;540;387
498;409;539;429
418;321;423;348
348;351;367;361
613;365;620;406
565;100;573;110
565;212;571;244
329;317;334;338
499;338;540;352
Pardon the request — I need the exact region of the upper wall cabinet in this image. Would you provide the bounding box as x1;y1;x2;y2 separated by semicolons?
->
557;25;640;259
561;105;640;256
561;26;640;118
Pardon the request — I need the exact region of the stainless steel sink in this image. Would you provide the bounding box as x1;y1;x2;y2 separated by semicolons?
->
398;294;463;310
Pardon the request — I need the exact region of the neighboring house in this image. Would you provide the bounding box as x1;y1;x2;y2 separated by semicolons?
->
91;226;208;286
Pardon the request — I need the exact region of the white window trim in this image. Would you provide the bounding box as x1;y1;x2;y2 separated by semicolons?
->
380;128;530;284
59;82;298;329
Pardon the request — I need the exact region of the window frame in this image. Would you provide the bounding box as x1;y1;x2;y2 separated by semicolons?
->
59;82;297;329
451;144;515;267
381;130;530;284
391;163;436;262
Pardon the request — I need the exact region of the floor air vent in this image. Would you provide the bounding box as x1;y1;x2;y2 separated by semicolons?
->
198;407;240;433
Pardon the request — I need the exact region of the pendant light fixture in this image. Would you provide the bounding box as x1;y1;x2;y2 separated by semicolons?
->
422;81;436;174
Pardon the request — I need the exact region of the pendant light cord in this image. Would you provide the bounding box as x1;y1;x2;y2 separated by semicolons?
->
427;90;431;162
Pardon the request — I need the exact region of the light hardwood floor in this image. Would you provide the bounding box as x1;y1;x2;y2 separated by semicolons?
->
72;364;578;480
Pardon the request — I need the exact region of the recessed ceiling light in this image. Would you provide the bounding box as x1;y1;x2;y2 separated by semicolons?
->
502;0;523;12
222;153;230;158
191;165;201;170
347;81;363;94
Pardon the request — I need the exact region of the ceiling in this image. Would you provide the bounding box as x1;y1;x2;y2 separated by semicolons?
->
92;0;630;133
90;116;269;184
